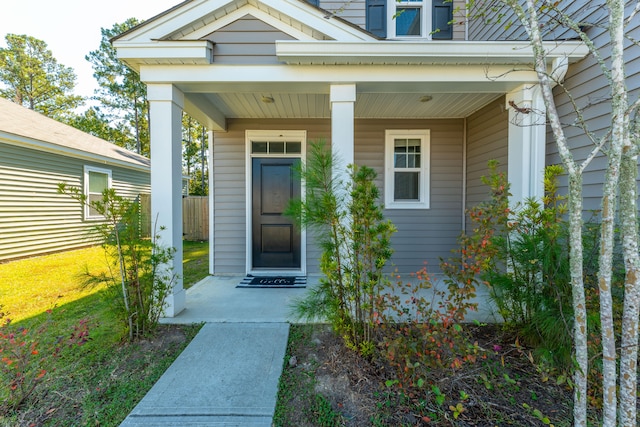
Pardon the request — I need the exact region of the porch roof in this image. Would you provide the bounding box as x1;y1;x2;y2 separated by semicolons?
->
133;38;587;131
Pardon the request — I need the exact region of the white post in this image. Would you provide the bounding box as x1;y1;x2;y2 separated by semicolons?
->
208;130;215;276
506;84;546;205
147;84;185;317
330;84;356;181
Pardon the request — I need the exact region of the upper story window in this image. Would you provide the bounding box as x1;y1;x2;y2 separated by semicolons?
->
84;165;112;220
366;0;453;39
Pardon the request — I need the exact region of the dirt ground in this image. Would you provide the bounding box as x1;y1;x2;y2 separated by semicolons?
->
277;323;578;426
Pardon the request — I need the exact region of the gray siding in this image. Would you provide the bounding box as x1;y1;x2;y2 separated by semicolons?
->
547;6;640;212
212;118;465;274
465;96;508;209
0;142;150;261
202;15;295;64
467;0;597;41
356;119;465;272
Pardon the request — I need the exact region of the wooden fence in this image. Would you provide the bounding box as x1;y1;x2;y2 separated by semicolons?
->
139;194;209;241
182;196;209;241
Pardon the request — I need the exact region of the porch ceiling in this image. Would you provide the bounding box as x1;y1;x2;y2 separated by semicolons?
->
181;91;504;119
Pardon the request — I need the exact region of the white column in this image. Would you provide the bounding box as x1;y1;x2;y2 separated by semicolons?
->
147;84;185;317
506;84;546;206
207;130;215;276
330;84;356;182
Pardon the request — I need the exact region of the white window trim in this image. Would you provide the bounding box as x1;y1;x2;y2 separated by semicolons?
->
83;165;112;220
387;0;433;39
244;130;307;275
384;129;430;209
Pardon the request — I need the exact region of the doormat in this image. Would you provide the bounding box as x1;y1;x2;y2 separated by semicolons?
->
237;275;307;288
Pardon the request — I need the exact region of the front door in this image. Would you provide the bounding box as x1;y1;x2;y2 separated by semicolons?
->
252;158;301;269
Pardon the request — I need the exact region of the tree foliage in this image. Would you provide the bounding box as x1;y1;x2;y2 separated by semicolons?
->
0;33;82;120
85;19;149;155
66;106;133;146
182;114;209;196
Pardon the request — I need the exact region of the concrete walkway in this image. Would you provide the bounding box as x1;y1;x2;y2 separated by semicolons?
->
119;274;497;426
119;275;314;427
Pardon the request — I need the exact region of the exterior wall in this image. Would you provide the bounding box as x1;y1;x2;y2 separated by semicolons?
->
467;0;594;41
547;6;640;212
212;117;465;274
465;96;508;207
465;96;508;230
0;142;150;261
202;14;295;64
319;0;467;40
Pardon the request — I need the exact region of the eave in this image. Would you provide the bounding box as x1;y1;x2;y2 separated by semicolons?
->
275;40;590;65
114;40;214;71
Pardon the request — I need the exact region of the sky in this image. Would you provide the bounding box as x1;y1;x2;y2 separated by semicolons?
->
0;0;181;102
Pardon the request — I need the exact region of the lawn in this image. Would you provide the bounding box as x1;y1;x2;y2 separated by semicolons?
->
0;242;209;426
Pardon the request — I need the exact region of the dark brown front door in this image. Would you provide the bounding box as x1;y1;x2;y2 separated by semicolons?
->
252;158;301;269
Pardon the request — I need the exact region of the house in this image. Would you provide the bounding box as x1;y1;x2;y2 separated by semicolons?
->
111;0;592;316
0;97;150;261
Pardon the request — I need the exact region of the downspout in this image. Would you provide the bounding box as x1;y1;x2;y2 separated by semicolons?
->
551;56;570;85
462;117;467;234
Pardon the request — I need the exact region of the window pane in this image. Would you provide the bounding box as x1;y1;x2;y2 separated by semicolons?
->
396;8;421;36
88;194;102;216
394;138;421;168
286;141;301;154
269;141;285;153
394;171;419;200
407;153;421;168
89;172;108;193
252;141;268;153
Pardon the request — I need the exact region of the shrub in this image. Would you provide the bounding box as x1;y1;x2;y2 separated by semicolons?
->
375;268;481;390
287;141;396;355
0;308;89;414
58;185;176;341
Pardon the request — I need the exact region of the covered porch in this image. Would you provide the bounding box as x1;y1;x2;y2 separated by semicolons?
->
114;10;587;317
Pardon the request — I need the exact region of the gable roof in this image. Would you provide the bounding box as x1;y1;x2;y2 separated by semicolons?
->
112;0;375;70
0;98;150;171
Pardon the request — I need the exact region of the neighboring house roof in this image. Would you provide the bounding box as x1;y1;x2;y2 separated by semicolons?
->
0;97;150;171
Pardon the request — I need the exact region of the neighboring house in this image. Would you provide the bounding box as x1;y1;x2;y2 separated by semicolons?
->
111;0;593;316
0;97;150;262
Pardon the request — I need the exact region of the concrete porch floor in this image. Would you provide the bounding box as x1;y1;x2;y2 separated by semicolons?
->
159;274;499;325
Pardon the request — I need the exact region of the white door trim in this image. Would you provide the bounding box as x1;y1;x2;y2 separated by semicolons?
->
245;130;307;275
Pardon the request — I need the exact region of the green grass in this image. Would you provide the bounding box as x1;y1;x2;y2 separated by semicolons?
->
183;240;209;288
0;244;208;425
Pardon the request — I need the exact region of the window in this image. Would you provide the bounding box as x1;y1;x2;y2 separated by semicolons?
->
393;0;426;37
84;166;112;219
385;130;430;209
366;0;453;39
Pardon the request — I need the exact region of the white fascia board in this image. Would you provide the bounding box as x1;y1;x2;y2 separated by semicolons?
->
114;40;213;65
184;94;227;131
0;133;150;173
256;0;375;41
275;40;589;65
139;63;541;86
116;0;221;42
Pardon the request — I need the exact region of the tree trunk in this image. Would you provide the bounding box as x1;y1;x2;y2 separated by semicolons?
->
514;2;589;424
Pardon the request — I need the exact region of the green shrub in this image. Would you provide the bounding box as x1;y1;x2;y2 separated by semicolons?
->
286;141;396;355
58;185;176;341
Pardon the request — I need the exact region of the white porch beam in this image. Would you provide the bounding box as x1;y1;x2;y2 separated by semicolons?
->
184;93;227;131
330;84;356;183
506;84;546;206
139;64;544;88
147;83;186;317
